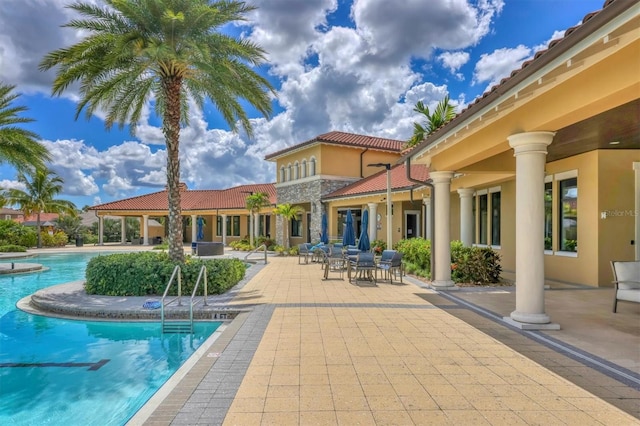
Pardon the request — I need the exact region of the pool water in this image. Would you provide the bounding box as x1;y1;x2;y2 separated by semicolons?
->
0;252;221;425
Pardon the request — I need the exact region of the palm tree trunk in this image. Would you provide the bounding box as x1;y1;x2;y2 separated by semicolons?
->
36;212;42;248
162;76;184;262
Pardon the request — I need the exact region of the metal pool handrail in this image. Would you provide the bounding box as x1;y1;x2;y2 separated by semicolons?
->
188;266;209;332
245;244;268;264
161;265;182;331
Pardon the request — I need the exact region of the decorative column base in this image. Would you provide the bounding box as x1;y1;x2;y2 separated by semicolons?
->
431;280;457;290
503;314;560;330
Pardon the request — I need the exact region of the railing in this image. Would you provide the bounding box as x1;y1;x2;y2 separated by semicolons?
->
161;265;192;333
245;244;268;264
189;266;209;330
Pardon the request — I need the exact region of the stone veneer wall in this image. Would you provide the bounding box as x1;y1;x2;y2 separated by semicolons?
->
274;177;357;246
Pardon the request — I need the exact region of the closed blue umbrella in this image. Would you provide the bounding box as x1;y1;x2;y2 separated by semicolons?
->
320;213;329;244
357;209;370;251
342;209;356;246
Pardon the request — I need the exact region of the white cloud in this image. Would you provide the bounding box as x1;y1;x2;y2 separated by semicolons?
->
438;51;470;75
0;179;25;191
351;0;504;62
472;44;532;90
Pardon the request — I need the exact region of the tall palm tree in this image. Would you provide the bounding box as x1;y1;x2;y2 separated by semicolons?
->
407;95;456;147
40;0;275;262
0;83;51;171
273;203;304;250
6;168;77;248
245;191;271;246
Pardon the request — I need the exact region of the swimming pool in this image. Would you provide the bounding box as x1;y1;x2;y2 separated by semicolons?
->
0;252;221;425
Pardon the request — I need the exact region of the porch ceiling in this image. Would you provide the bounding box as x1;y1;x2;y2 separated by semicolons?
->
547;98;639;162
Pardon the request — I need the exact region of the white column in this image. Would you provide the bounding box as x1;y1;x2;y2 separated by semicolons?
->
249;212;254;246
508;131;558;328
385;168;393;249
458;188;475;247
430;171;455;289
368;203;378;242
98;216;104;246
423;196;432;241
143;215;149;246
254;212;260;239
191;215;197;242
221;214;227;246
634;162;640;261
120;217;127;244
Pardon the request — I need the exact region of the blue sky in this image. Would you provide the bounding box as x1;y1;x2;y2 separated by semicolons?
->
0;0;605;209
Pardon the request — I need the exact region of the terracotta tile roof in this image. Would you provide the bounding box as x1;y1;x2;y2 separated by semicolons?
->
19;213;59;223
90;183;276;212
402;0;630;159
265;131;406;160
323;164;429;200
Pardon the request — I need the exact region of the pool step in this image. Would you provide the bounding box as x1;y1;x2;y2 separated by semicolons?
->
162;321;193;334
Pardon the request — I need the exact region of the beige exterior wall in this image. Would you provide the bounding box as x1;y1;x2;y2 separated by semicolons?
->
597;149;640;284
274;144;401;183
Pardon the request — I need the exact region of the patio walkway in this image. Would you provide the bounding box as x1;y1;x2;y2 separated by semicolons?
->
134;255;640;425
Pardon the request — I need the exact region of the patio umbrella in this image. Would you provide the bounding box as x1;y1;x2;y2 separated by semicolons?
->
357;209;370;251
320;213;329;244
197;217;205;240
342;209;356;247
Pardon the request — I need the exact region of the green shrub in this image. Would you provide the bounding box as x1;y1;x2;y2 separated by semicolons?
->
395;237;431;278
395;238;501;284
0;220;37;248
371;239;386;255
0;244;28;252
40;230;69;247
84;251;246;296
83;233;99;245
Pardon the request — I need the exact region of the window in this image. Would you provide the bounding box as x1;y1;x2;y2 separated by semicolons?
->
294;161;299;180
478;193;488;245
309;157;316;176
544;181;553;250
301;160;307;178
279;166;285;183
491;191;501;246
216;216;222;236
258;214;271;238
291;215;302;237
232;216;240;236
559;177;577;252
286;163;292;181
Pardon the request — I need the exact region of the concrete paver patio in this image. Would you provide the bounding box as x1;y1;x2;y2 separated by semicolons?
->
132;255;640;425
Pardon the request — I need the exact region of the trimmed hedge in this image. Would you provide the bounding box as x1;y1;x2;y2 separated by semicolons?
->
395;238;502;284
84;251;246;296
0;244;28;252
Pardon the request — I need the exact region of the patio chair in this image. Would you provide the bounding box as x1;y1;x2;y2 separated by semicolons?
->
298;243;313;264
312;244;330;263
322;249;346;280
611;260;640;312
376;250;403;284
348;252;376;285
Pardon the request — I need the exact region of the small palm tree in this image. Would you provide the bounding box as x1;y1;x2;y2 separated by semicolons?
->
6;168;77;248
407;95;456;147
245;191;271;246
0;83;51;171
40;0;275;262
273;203;304;250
